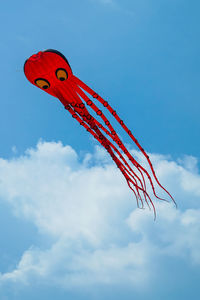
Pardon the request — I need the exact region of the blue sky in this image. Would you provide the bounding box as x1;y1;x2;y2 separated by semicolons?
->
0;0;200;299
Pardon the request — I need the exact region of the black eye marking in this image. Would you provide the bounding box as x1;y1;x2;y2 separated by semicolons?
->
55;68;68;81
35;78;50;89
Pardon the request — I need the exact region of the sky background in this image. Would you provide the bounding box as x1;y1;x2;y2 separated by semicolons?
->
0;0;200;299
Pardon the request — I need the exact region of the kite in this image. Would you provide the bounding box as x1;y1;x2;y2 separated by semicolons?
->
24;49;175;216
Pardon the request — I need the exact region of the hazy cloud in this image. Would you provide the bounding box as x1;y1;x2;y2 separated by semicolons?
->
0;141;199;288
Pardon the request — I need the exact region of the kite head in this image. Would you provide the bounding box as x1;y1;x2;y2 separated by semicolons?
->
24;49;73;97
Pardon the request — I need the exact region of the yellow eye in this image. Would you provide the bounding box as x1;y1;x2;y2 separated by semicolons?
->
56;68;68;81
35;78;50;89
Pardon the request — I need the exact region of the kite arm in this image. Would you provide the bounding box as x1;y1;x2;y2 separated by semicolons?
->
63;102;154;210
69;79;168;203
62;84;152;207
57;88;154;211
72;75;175;206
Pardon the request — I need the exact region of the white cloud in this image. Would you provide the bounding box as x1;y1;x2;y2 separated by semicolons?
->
0;141;200;288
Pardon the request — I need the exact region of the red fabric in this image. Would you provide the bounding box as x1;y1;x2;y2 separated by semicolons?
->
24;50;176;217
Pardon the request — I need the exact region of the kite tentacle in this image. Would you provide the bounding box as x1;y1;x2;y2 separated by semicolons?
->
58;86;146;201
71;75;175;205
73;83;165;202
66;82;150;201
68;104;147;208
88;118;147;206
68;81;166;203
56;88;152;209
64;85;159;209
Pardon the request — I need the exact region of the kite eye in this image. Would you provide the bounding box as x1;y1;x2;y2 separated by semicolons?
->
35;78;50;89
55;68;68;81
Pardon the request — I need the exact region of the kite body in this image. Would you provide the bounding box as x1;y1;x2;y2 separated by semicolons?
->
24;49;175;216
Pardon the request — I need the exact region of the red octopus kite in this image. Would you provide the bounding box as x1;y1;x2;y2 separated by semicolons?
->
24;49;175;217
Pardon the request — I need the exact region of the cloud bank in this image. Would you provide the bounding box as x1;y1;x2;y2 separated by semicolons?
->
0;141;199;289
